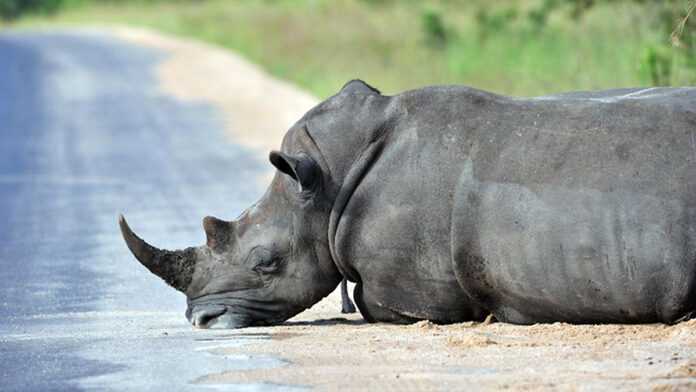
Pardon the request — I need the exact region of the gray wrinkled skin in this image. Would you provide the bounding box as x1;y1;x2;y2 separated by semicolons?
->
121;81;696;328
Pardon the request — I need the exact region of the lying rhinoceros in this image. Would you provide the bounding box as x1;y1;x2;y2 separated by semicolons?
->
120;80;696;328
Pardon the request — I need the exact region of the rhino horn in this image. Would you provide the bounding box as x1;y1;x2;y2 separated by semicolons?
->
118;214;197;293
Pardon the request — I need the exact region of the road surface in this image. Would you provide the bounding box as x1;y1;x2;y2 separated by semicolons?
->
0;30;294;391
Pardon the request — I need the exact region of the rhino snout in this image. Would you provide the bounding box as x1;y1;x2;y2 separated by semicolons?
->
187;304;250;329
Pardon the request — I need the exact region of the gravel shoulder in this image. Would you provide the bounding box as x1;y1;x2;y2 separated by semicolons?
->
113;26;317;154
200;318;696;391
116;26;696;391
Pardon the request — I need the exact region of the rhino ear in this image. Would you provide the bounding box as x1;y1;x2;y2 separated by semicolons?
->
340;79;381;95
269;151;319;192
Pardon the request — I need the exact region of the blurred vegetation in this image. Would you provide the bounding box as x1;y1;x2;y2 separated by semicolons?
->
0;0;68;19
2;0;695;97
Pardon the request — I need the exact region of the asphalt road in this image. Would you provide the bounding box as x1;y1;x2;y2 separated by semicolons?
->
0;30;292;391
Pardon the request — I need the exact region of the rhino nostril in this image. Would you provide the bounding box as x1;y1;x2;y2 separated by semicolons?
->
191;306;227;329
193;315;212;328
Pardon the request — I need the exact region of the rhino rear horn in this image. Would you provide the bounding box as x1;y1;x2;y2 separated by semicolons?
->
118;214;197;293
202;215;233;251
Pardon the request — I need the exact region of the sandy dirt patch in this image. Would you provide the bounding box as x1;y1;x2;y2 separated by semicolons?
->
111;26;696;391
114;26;318;154
197;299;696;391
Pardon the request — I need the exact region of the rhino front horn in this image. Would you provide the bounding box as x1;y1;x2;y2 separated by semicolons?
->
118;214;197;293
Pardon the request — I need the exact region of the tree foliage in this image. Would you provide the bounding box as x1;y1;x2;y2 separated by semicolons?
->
0;0;67;19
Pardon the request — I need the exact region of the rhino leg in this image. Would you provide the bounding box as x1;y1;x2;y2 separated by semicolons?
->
340;278;356;314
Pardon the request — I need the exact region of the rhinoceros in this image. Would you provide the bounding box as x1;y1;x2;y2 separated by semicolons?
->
120;80;696;328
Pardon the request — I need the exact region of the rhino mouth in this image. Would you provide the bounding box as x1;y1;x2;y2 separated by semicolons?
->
186;304;287;329
186;294;299;329
187;304;255;329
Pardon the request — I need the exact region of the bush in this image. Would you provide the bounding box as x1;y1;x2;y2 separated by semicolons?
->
640;45;673;85
421;8;448;49
0;0;68;20
475;7;517;42
527;0;559;31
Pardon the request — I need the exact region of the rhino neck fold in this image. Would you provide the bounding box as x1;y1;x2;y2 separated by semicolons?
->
327;138;386;283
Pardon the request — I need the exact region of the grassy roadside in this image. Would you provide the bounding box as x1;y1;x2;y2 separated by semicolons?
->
3;0;694;98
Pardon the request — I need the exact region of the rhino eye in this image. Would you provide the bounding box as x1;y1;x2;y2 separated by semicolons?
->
248;247;282;274
253;256;282;274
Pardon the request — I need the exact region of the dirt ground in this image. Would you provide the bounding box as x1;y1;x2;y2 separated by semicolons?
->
198;293;696;391
114;27;696;391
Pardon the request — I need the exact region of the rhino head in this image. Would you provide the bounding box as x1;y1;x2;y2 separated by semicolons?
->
120;80;387;328
119;149;340;328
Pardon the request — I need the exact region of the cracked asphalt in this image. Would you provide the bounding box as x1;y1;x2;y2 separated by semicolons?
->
0;30;293;391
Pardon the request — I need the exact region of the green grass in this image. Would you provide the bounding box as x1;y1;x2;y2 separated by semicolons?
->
4;0;694;98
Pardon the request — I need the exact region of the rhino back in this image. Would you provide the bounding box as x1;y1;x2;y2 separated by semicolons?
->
336;85;696;324
450;86;696;324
